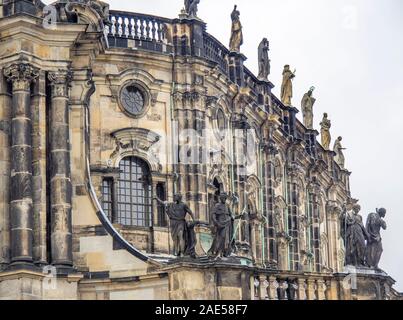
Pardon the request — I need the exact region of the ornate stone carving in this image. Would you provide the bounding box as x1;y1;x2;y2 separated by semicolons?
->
274;196;286;236
48;70;72;97
3;63;39;90
287;161;305;181
110;128;162;172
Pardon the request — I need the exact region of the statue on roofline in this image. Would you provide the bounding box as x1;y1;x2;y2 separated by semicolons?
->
229;5;243;52
185;0;200;17
258;38;271;80
333;136;346;168
366;208;387;269
320;113;331;150
280;65;296;106
301;87;316;129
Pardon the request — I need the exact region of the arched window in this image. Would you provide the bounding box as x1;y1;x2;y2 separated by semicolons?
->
117;157;152;227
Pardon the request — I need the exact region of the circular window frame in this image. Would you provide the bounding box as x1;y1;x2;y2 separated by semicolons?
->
118;81;150;119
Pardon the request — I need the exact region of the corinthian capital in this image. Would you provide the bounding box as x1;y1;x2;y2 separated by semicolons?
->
3;63;39;91
48;70;72;98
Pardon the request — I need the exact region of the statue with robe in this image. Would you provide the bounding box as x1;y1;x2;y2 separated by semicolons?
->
366;208;387;269
229;5;243;52
258;38;270;80
155;194;196;258
184;0;200;17
208;193;235;258
333;136;346;168
280;65;296;106
301;87;316;129
341;204;368;267
320;113;331;150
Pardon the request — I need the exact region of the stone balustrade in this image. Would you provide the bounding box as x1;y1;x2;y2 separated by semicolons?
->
252;272;333;300
107;11;170;42
203;33;229;73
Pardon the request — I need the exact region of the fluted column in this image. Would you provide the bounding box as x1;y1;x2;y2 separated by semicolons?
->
48;70;73;269
4;63;39;266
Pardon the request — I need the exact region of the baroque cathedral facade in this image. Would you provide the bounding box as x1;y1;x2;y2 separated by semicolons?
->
0;0;400;300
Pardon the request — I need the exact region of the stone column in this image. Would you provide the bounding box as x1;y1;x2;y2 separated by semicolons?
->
48;70;73;269
0;71;12;267
4;63;39;266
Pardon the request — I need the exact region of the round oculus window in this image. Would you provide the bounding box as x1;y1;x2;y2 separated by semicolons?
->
120;85;146;116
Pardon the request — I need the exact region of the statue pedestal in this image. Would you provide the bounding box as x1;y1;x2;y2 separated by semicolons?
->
336;266;396;300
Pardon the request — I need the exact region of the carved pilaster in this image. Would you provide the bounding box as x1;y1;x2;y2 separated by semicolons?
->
3;63;39;266
48;70;73;269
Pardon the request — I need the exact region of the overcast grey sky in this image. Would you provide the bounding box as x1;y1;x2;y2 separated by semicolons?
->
46;0;403;289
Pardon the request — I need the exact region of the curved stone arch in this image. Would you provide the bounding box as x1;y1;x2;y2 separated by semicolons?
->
109;127;162;173
207;170;229;194
245;174;262;212
246;174;261;191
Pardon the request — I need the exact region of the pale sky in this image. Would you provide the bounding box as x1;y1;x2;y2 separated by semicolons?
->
44;0;403;290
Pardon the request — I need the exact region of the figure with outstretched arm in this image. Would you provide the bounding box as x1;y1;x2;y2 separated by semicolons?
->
154;194;196;257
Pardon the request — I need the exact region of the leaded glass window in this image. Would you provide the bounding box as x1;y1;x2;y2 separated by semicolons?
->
117;157;152;227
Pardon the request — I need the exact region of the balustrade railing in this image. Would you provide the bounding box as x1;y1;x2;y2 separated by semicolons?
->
203;33;229;73
252;273;331;300
106;11;172;47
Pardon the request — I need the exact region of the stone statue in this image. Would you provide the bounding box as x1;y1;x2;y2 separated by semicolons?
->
333;136;346;168
155;194;196;258
366;208;387;269
185;0;200;17
341;204;368;267
258;38;270;80
280;65;296;106
301;87;316;129
229;5;243;52
208;193;235;258
320;113;331;150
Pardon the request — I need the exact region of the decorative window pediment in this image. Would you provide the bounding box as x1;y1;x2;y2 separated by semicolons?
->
110;127;162;172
